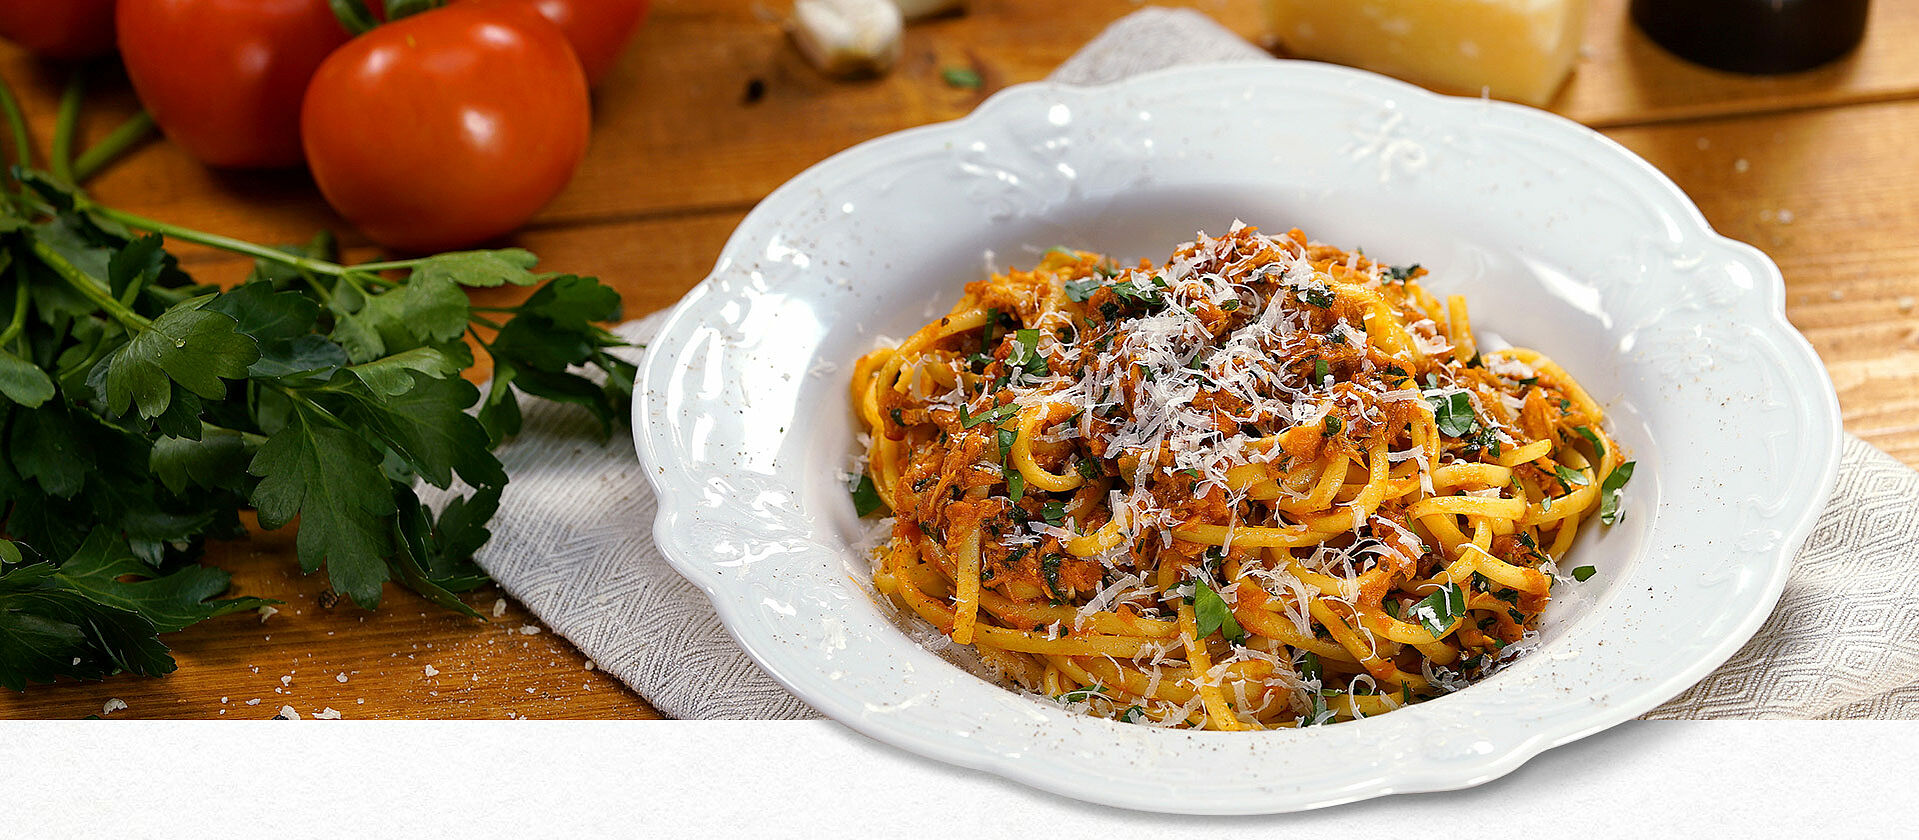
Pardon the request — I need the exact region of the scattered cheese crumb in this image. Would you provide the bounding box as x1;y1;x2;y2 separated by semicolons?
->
102;698;127;715
1776;209;1795;224
518;625;541;635
1829;289;1845;301
492;598;507;618
281;675;292;686
1695;137;1709;150
357;698;365;705
584;660;597;672
313;708;343;720
1734;158;1750;173
258;606;279;623
246;698;261;706
424;665;440;677
1897;296;1915;312
789;0;902;79
220;696;228;704
335;673;349;683
276;705;300;720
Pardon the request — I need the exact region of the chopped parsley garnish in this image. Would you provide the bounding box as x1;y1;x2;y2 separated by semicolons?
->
1297;283;1336;308
1192;579;1245;643
1297;650;1322;683
851;474;883;517
1572;565;1597;582
1006;471;1027;504
1121;705;1146;723
1312;358;1330;385
1387;263;1421;282
1574;425;1606;460
1323;415;1343;437
1407;582;1466;637
1299;693;1333;727
1063;276;1102;302
1220;299;1240;312
1040;553;1065;601
1009;328;1048;379
982;307;1001;344
1040;501;1068;525
1057;685;1106;703
1426;391;1477;437
940;67;983;90
959;401;1017;429
1075;459;1101;479
1552;464;1590;488
1598;461;1636;525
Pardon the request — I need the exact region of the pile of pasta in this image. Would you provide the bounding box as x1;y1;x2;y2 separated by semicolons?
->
851;224;1626;730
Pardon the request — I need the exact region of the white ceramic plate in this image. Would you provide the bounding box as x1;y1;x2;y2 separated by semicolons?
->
634;61;1841;814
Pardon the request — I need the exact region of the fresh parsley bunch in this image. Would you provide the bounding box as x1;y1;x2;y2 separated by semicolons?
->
0;168;631;691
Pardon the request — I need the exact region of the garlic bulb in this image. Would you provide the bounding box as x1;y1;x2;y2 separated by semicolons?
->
790;0;903;79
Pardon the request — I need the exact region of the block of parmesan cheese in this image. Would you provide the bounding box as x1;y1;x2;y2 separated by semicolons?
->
1261;0;1588;106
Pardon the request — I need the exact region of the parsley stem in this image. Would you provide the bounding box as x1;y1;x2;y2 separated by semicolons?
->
468;313;505;330
29;236;152;330
71;111;156;184
350;258;433;272
0;263;29;347
0;71;29;171
50;68;85;185
79;200;350;278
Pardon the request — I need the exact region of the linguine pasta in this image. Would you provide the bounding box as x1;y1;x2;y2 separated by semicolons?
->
851;224;1628;730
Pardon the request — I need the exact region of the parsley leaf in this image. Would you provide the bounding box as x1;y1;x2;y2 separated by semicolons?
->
248;406;399;608
1192;579;1245;643
1572;565;1597;582
103;297;260;419
1599;461;1636;525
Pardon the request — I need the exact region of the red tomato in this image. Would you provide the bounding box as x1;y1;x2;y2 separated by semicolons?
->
0;0;117;59
515;0;651;85
300;0;590;252
118;0;353;168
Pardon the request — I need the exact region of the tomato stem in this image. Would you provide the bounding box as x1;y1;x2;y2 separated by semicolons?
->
326;0;380;36
72;111;157;184
50;68;87;185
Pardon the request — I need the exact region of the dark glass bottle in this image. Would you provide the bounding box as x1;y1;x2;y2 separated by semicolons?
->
1631;0;1871;74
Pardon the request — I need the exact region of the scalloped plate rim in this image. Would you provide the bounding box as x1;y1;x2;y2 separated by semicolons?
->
634;60;1843;814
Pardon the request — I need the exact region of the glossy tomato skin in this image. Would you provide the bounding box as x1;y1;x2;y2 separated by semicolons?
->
118;0;353;168
0;0;117;59
301;0;590;252
519;0;651;85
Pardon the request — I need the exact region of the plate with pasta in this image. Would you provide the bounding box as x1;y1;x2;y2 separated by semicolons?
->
635;61;1840;813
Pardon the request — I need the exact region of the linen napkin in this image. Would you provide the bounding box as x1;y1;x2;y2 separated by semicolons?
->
440;8;1919;721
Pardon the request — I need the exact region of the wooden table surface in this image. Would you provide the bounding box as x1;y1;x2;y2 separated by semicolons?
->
2;0;1915;720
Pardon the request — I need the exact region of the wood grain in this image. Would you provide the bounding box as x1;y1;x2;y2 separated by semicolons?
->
0;0;1915;719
